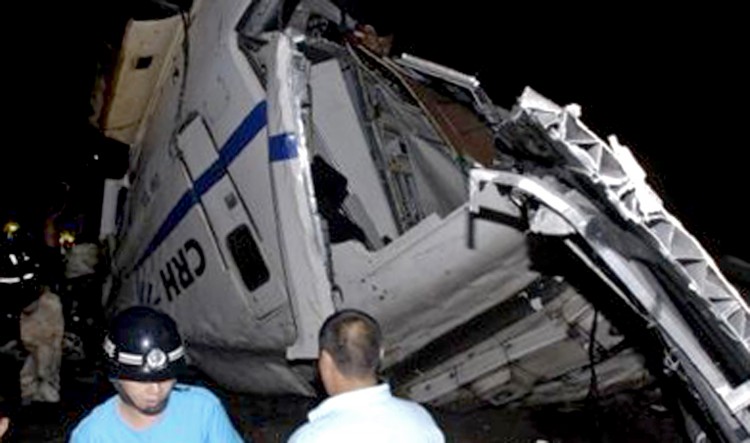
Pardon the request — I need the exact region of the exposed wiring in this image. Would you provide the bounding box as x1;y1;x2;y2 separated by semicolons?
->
586;308;603;440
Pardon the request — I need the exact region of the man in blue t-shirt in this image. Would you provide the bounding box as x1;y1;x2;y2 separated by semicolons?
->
70;306;245;442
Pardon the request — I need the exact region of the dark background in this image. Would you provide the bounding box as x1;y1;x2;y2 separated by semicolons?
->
1;1;745;260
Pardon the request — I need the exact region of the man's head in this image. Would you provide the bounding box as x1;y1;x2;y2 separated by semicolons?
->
104;306;186;416
317;309;383;395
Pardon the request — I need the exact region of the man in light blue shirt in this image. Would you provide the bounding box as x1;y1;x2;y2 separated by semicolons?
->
70;306;244;442
288;309;444;443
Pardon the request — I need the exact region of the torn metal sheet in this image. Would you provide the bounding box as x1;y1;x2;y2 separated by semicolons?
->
528;205;576;236
310;58;400;240
470;90;750;435
93;14;185;145
399;283;638;408
266;33;335;359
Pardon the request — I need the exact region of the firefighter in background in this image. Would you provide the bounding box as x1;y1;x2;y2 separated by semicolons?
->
1;223;65;405
20;277;65;404
60;224;105;365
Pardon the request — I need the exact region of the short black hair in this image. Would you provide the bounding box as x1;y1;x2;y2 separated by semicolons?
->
319;309;382;378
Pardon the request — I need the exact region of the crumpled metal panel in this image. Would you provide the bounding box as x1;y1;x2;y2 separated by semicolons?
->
474;89;750;436
266;33;335;359
517;87;750;354
94;15;184;145
398;283;639;408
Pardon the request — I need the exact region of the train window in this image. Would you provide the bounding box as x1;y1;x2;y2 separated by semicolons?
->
226;224;269;291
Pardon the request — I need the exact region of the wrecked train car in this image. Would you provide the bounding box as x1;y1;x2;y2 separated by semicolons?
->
93;1;750;440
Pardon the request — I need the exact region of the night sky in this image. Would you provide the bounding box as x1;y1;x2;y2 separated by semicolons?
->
1;2;745;261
